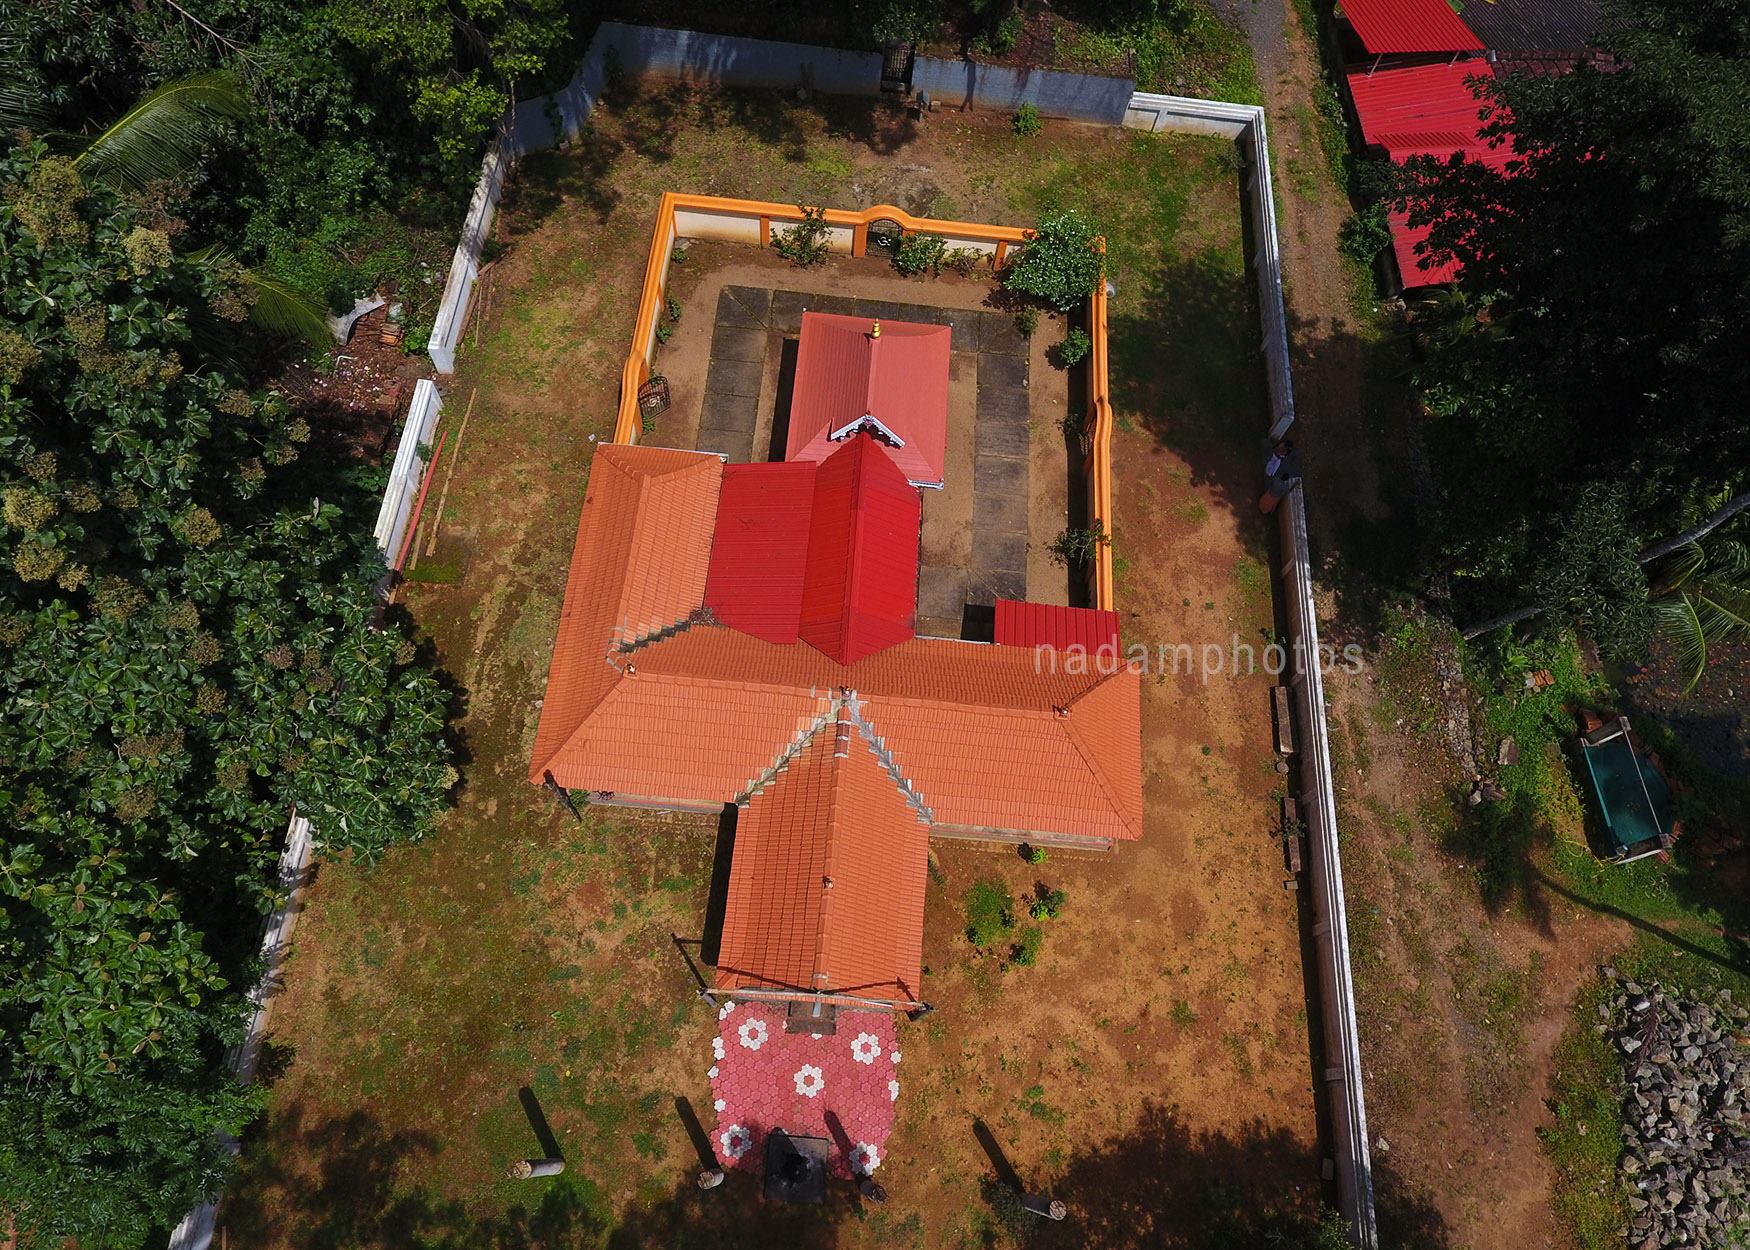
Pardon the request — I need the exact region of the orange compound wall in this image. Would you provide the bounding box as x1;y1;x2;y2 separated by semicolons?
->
614;192;1116;612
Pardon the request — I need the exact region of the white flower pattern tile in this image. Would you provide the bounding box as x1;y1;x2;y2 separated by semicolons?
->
889;1078;900;1102
711;1036;725;1061
720;1125;753;1160
793;1063;826;1098
850;1142;882;1174
737;1017;769;1051
850;1032;882;1064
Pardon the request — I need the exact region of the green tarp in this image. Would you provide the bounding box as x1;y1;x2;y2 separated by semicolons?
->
1581;733;1673;856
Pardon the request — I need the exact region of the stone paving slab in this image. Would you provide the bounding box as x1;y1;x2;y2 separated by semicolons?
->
717;286;771;328
696;425;755;463
769;290;809;335
917;565;972;620
700;388;758;432
978;311;1028;356
978;352;1028;394
976;415;1029;459
972;453;1028;501
712;324;767;363
968;566;1028;603
979;531;1028;578
705;355;764;399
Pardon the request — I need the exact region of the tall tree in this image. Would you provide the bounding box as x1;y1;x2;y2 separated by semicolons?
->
0;141;453;1246
1396;0;1750;654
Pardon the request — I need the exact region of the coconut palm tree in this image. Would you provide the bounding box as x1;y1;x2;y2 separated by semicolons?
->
1648;533;1750;693
2;64;328;344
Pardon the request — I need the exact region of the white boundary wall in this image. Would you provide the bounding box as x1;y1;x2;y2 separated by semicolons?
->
167;814;315;1250
1126;92;1376;1247
371;378;443;564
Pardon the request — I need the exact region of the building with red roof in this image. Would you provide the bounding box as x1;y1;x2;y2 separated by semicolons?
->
531;429;1141;1008
785;313;952;488
1338;0;1484;57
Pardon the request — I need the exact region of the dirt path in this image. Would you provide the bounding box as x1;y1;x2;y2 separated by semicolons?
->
1221;4;1634;1246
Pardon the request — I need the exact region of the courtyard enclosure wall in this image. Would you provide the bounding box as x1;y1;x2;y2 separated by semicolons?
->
608;192;1115;609
1125;92;1375;1246
379;23;1368;1249
166;814;315;1250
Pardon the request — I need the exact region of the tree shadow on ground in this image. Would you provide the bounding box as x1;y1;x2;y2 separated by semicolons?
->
500;135;623;231
1440;787;1555;928
221;1098;1450;1249
1107;249;1271;563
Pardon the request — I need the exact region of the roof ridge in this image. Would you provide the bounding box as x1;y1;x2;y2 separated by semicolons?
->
1058;668;1145;838
845;695;934;825
735;698;842;803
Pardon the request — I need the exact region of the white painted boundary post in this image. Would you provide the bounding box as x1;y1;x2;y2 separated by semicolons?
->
166;813;316;1250
1123;91;1376;1248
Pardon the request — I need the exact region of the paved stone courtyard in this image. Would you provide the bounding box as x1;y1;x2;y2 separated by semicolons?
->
695;285;1033;639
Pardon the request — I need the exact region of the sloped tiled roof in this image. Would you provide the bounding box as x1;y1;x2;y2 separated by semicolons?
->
786;314;951;488
995;599;1121;654
528;443;723;783
714;713;930;1002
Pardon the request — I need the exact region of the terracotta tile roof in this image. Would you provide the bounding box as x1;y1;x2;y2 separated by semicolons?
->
705;462;818;645
797;436;920;665
786;314;951;488
713;714;930;1003
528;443;722;784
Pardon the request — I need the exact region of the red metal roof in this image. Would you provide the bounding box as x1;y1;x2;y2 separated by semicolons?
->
994;600;1121;655
1339;0;1484;54
798;435;920;665
1346;61;1513;288
705;461;817;645
786;313;951;488
1347;61;1496;146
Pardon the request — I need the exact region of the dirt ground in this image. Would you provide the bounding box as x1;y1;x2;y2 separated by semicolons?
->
222;82;1315;1248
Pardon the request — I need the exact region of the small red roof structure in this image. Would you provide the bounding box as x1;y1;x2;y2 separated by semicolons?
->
1346;60;1510;287
995;600;1121;655
786;313;951;488
705;461;817;645
1339;0;1484;55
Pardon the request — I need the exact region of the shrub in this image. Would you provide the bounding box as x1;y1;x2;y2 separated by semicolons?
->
1005;210;1103;311
1014;306;1039;338
1338;203;1393;265
964;877;1015;950
893;232;948;277
654;321;673;345
665;296;682;324
1021;843;1048;866
1029;886;1067;921
1054;327;1092;368
944;246;984;277
1048;523;1109;568
1009;924;1044;967
773;205;831;267
1013;102;1042;137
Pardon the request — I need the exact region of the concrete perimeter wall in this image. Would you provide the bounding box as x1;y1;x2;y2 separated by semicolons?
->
1126;91;1376;1248
913;56;1134;123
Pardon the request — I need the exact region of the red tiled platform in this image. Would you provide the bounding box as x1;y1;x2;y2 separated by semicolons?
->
708;1002;900;1178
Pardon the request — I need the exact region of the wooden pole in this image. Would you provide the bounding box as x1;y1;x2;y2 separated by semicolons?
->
423;387;477;557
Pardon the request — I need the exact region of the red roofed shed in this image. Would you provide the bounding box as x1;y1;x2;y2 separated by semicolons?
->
994;600;1121;656
1339;0;1484;55
786;313;951;488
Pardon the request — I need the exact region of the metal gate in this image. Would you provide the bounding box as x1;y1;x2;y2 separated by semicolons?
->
879;41;914;94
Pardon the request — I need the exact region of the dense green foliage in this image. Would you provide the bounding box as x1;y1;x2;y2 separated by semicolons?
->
1005;209;1105;310
0;145;453;1246
1398;0;1750;654
3;0;575;334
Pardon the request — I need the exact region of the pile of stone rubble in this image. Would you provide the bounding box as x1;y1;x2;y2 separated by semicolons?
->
1601;968;1750;1248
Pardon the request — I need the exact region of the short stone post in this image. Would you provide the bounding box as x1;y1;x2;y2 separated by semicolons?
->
508;1158;565;1179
